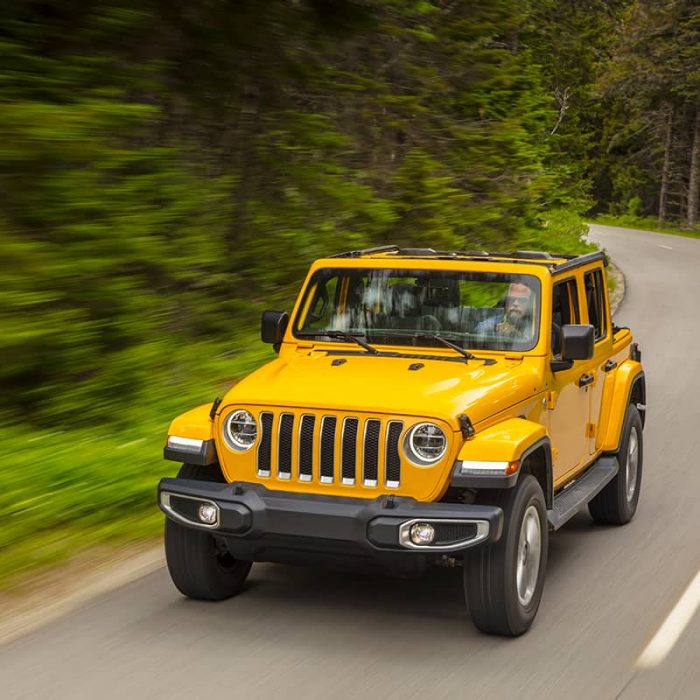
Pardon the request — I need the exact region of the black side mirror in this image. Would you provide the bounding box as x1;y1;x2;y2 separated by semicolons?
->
561;324;594;360
551;324;594;372
261;311;289;349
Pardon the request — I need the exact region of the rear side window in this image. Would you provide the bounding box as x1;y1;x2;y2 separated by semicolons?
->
584;269;607;340
551;278;579;356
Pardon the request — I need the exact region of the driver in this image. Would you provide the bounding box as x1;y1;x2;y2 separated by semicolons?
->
477;282;534;339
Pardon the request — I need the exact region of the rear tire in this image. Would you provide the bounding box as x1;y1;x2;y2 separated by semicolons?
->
164;463;252;601
588;404;643;525
463;475;548;636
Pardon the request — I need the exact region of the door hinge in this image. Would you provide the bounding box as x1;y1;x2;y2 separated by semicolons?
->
586;422;596;438
546;391;556;410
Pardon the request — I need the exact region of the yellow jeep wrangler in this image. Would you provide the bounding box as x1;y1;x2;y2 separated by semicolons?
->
158;246;645;636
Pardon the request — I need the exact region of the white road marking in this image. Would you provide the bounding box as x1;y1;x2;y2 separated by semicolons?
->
637;570;700;669
657;244;673;250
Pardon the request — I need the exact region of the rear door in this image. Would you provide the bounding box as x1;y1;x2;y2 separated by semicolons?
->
580;265;613;455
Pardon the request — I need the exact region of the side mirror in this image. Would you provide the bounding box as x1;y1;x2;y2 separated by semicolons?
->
261;311;289;348
551;324;594;372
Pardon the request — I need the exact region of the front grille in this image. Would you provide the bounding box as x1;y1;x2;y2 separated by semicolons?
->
363;419;381;486
320;416;337;483
298;414;315;481
385;421;403;487
278;413;294;479
341;418;359;485
257;411;404;488
257;412;273;476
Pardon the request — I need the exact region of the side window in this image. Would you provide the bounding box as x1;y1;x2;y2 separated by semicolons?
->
584;269;607;341
551;278;580;356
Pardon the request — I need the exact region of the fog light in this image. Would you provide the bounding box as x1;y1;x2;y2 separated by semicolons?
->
198;503;218;525
409;522;435;545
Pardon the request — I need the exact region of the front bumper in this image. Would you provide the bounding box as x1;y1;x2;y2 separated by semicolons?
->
158;478;503;571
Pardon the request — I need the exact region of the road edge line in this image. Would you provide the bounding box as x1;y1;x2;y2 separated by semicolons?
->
636;570;700;670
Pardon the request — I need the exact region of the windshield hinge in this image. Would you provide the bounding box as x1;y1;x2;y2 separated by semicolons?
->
458;414;476;440
209;397;222;420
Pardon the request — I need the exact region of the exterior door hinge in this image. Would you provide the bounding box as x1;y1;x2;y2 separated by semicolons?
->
586;422;596;438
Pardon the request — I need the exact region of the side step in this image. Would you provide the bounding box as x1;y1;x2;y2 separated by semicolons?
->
547;456;619;530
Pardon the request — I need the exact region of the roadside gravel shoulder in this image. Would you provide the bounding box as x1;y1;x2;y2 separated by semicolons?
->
0;542;163;646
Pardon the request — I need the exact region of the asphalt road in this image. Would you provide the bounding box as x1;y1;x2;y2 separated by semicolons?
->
2;224;699;699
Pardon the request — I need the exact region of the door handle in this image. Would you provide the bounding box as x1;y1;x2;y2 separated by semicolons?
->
578;373;594;388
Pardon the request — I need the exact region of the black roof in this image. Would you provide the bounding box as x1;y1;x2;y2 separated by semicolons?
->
329;245;607;272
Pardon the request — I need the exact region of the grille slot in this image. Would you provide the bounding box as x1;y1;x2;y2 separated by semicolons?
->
385;421;403;487
320;416;337;483
298;414;315;481
278;413;294;479
257;412;273;476
363;419;381;486
341;418;359;485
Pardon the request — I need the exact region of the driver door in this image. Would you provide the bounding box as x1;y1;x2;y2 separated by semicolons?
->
548;275;589;484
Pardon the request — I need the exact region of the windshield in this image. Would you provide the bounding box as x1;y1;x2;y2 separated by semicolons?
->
293;267;541;352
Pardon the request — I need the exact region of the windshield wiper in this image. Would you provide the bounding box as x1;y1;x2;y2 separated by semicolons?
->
296;330;379;355
413;332;476;362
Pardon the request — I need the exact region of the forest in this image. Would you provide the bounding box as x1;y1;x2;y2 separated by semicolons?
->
1;0;698;584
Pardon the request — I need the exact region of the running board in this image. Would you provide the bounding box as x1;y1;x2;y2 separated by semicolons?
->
547;456;619;530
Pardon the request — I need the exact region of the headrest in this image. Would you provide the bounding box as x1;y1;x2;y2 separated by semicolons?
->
391;283;420;316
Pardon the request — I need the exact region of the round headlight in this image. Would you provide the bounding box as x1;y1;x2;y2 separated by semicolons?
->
223;410;257;452
404;422;447;465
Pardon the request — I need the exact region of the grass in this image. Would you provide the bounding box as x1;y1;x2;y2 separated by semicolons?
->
0;333;274;590
592;214;700;240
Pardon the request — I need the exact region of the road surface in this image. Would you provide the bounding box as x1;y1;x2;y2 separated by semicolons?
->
1;224;699;699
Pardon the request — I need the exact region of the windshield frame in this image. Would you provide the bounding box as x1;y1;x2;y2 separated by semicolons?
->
290;264;543;353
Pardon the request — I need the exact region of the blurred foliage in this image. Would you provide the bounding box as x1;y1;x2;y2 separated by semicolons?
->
0;0;599;585
0;0;597;427
595;1;700;227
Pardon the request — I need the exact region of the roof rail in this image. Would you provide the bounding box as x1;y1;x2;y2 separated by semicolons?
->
552;251;607;273
330;244;400;258
395;247;437;256
327;245;607;270
509;250;552;260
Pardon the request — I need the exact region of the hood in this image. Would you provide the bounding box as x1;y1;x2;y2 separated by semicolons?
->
223;349;543;430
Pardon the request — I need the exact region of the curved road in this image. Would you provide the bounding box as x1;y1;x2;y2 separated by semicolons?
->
2;224;699;699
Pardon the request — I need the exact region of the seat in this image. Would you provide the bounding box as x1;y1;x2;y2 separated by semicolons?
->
391;283;421;329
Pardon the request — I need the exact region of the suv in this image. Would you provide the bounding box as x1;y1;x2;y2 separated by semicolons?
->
158;246;645;636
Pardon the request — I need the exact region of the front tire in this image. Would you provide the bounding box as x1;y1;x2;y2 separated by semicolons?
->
463;475;548;636
588;404;643;525
164;463;252;601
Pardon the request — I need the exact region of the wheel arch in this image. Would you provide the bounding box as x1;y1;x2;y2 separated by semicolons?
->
517;438;553;509
452;419;553;509
600;365;645;452
164;403;220;466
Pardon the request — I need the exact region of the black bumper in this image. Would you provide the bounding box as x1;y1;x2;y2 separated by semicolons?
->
158;479;503;572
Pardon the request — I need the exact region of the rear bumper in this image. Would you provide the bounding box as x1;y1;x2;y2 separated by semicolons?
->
158;479;503;571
